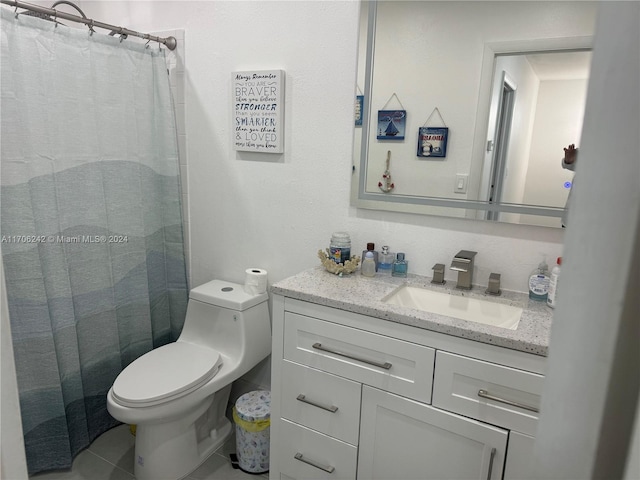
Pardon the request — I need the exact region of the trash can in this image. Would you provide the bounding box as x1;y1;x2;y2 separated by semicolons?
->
233;390;271;474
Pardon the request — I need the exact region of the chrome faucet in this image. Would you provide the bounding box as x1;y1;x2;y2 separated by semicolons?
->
450;250;477;290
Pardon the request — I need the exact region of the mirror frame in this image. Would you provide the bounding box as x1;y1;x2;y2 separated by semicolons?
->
353;1;594;223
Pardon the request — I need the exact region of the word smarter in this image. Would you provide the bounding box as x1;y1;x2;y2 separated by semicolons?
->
1;235;129;244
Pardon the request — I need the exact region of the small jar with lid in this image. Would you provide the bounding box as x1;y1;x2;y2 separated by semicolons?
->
329;232;351;264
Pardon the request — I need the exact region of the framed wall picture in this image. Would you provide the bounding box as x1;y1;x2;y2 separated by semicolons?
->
376;110;406;140
355;95;364;126
417;127;448;158
232;69;284;153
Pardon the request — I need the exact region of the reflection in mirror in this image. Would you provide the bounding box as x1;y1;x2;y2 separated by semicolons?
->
352;1;597;227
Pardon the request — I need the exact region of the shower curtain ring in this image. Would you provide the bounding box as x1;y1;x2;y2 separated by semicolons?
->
88;19;95;36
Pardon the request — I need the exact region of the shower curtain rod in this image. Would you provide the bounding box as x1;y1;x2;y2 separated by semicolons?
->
1;0;177;50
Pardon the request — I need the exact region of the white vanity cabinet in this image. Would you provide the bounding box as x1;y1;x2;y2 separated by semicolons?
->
269;295;547;480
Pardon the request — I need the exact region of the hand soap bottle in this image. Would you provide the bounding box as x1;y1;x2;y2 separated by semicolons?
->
528;260;550;301
378;246;395;275
392;253;408;278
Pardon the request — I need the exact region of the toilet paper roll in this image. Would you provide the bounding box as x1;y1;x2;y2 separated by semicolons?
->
244;268;268;295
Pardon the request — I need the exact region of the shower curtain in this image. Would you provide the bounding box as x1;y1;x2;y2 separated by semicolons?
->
1;9;188;474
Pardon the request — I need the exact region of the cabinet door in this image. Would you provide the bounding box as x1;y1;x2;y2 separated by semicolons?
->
358;386;507;480
504;431;535;480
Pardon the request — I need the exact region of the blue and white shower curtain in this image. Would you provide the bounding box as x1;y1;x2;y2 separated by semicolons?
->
1;8;188;474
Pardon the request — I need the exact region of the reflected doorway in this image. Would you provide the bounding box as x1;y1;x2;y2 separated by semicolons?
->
487;73;516;221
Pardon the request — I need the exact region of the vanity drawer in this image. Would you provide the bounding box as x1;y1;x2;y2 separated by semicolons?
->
432;351;544;435
281;360;361;445
284;312;435;403
279;418;357;480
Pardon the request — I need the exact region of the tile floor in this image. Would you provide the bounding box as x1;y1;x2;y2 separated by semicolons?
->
30;424;268;480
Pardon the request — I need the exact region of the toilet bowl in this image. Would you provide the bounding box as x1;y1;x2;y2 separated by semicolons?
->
106;279;271;480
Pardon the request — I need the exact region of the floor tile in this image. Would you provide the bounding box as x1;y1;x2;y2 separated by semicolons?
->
186;452;267;480
87;424;136;474
29;450;134;480
28;423;261;480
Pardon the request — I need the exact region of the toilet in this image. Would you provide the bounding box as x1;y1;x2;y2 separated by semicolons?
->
106;279;271;480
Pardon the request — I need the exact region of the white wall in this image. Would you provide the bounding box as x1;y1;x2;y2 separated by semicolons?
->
521;78;588;227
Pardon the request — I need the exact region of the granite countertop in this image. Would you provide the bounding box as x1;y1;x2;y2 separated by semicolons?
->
271;267;553;356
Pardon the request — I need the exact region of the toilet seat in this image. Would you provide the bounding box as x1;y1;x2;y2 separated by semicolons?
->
112;342;223;407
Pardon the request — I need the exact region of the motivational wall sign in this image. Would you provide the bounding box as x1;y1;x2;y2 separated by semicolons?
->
232;70;284;153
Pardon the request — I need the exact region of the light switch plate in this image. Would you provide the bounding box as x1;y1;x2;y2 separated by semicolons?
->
454;174;468;194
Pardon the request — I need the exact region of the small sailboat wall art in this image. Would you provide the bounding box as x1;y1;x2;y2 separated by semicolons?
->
377;110;406;140
378;151;395;193
385;120;399;136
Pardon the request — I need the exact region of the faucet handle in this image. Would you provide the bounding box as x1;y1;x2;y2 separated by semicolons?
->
454;250;478;261
485;273;501;296
431;263;446;285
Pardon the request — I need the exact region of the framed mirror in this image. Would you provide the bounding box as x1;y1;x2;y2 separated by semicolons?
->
352;1;597;227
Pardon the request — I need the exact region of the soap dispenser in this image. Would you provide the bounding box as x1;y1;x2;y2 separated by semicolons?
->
528;259;550;301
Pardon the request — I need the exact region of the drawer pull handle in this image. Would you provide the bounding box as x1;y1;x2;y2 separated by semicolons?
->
294;452;335;473
486;447;496;480
477;389;539;413
312;343;392;370
296;394;339;413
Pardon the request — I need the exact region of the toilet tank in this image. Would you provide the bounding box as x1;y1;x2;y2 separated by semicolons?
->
189;279;268;311
177;280;271;366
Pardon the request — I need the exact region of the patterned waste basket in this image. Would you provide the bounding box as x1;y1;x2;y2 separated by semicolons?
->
233;390;271;474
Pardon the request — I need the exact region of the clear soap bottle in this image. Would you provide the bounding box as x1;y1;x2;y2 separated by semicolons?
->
392;253;408;278
361;252;376;277
378;245;395;275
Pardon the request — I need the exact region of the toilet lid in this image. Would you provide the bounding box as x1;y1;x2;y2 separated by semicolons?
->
112;342;223;407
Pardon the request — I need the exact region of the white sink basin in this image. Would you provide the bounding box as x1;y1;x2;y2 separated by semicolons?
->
382;285;523;330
